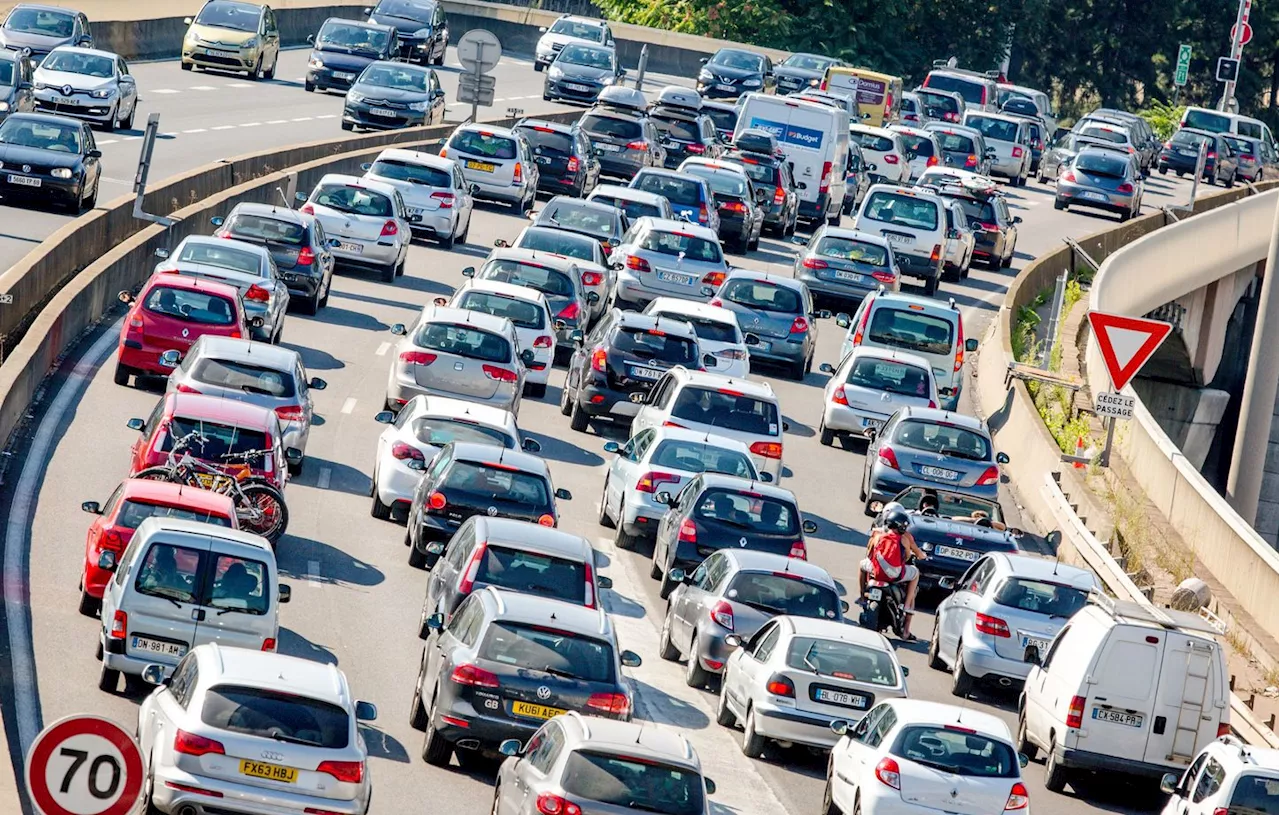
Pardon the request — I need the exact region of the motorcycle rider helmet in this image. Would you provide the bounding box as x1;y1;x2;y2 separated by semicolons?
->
882;503;911;533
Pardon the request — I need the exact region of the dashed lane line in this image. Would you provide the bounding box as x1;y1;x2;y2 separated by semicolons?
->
375;342;391;356
340;397;357;414
317;467;332;490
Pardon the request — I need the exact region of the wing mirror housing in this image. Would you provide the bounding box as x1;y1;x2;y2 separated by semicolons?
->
965;338;979;352
996;451;1010;464
295;191;308;203
819;362;835;374
97;550;118;572
743;333;761;346
374;410;395;424
425;542;446;555
654;490;674;506
554;488;572;500
587;291;601;303
126;418;145;432
668;567;687;584
802;519;818;534
82;501;101;515
309;377;327;390
406;458;426;472
250;316;265;329
521;437;541;453
1022;644;1042;666
597;575;613;590
461;266;476;277
570;329;585;344
603;441;621;454
117;290;135;305
705;778;717;795
629;391;648;404
830;720;850;736
155;247;170;259
1159;773;1180;796
285;448;304;466
494;238;510;248
499;738;524;757
620;650;642;668
1046;530;1063;549
390;323;407;335
159;349;182;368
141;664;168;686
520;348;536;366
758;472;772;483
278;584;291;603
210;216;225;227
355;701;378;722
702;353;717;369
424;612;444;631
724;634;744;648
834;312;851;328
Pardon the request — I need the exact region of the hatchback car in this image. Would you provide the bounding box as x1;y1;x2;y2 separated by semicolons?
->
923;123;992;175
851;184;948;296
962;111;1032;185
609;217;729;310
587;183;676;223
651;104;723;170
300;173;416;281
662;550;845;688
888;125;943;182
642;297;752;378
793;227;899;310
818;347;938;448
936;184;1019;269
1224;134;1267;183
303;17;398;93
899;91;922;126
702;99;740;142
914;87;966;125
696;48;774;99
0;50;36;121
442;124;538;211
579;88;666;180
32;45;137;131
533;14;613;71
531;196;622;257
544;42;624;105
514;119;601;197
1159;127;1236;185
211;203;336;315
0;111;102;211
849;125;910;185
181;0;280;79
711;270;823;380
1055;146;1143;220
449;279;555;397
153;236;286;343
504;225;612;323
0;4;91;62
468;249;594;360
677;157;765;253
774;52;838;95
1159;736;1280;815
361;147;475;249
366;0;448;65
629;168;720;232
342;60;445;132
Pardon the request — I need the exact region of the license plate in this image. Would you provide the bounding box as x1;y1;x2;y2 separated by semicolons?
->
239;759;298;783
54;96;75;105
206;49;237;59
656;270;694;285
867;587;883;600
1021;634;1052;653
565;83;592;92
1093;708;1144;728
334;71;355;80
194;473;233;490
596;143;621;153
935;544;978;562
1079;191;1108;202
629;366;663;380
754;340;771;352
337;241;363;253
130;637;186;657
861;418;883;431
466;160;496;173
369;107;397;118
815;688;869;709
7;174;40;187
406;207;423;218
919;465;960;480
715;83;735;92
834;270;865;283
1178;149;1196;156
884;234;913;246
511;701;565;720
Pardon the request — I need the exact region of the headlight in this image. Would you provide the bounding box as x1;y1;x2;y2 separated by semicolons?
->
308;56;324;69
91;88;112;99
743;78;762;88
347;91;365;104
548;67;564;80
34;82;46;91
409;100;429;112
414;27;431;38
242;37;258;50
698;69;713;82
51;168;72;179
0;102;9;112
601;75;615;86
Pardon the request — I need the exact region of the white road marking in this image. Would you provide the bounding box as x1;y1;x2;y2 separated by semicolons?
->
150;88;179;94
307;560;322;588
183;128;207;134
493;97;506;102
240;122;262;128
315;114;336;120
227;82;252;88
5;323;121;752
341;397;357;414
211;125;236;130
189;85;218;91
375;342;391;356
266;119;288;125
317;466;332;490
97;139;117;145
291;116;313;122
122;136;141;142
102;178;132;186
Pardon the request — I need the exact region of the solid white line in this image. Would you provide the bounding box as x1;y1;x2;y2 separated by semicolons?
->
122;136;141;142
183;128;207;134
5;322;122;752
375;342;391;357
307;560;322;588
150;88;179;94
317;467;332;490
340;397;357;414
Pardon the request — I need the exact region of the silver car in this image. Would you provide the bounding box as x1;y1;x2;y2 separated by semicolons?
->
441;123;539;212
33;45;137;130
155;236;289;343
961;111;1031;185
386;305;532;415
361;147;476;249
818;346;938;448
301;173;416;282
161;335;326;474
501;225;612;323
609;216;728;310
1054;145;1143;221
586;183;677;222
1037;132;1119;183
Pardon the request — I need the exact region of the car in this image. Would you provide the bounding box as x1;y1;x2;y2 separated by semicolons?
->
366;0;448;65
1007;114;1046;174
530;196;622;258
32;45;136;131
413;587;640;766
181;0;281;79
824;698;1029;815
1037;131;1119;183
599;425;759;547
677;157;766;253
850;184;948;297
899;91;923;126
890;504;1024;596
930;552;1099;695
385;304;530;415
702;99;740;142
792;226;900;310
514;119;601;197
609;217;728;310
1074;117;1146;171
849;124;910;184
719;616;910;755
361;147;476;248
962;111;1032;185
211;203;337;315
153;236;287;343
935;182;1019;269
774;52;839;95
998;82;1056;136
0;111;100;210
642;297;752;378
448;278;556;396
303;17;398;93
467;249;594;360
137;644;377;815
543;41;625;105
650;92;724;170
923;122;992;174
1159;736;1279;815
887;125;943;182
921;65;1000;112
580;87;667;179
842;142;871;215
794;89;859;125
299;173;416;281
0;4;92;62
629;167;720;232
534;14;614;71
441;123;538;212
663;551;847;687
721;131;801;236
587;183;676;223
1091;107;1163;169
649;473;818;599
818;347;938;448
77;478;238;616
860;405;1008;514
711;269;824;380
697;47;775;99
1224;134;1269;183
0;50;35;121
1159;127;1238;186
114;274;255;385
1055;145;1144;220
341;60;446;132
370;395;534;520
914;86;966;124
492;713;717;815
915;165;997;193
509;220;613;322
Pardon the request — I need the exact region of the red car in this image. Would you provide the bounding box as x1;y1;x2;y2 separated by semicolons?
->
78;479;238;615
114;273;259;387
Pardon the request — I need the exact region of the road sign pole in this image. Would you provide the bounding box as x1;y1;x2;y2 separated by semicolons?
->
634;44;648;90
1100;416;1116;467
1220;0;1250;111
470;40;484;124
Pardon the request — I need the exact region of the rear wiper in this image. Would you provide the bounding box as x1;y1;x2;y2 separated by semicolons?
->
271;732;322;747
626;802;666;813
240;384;275;396
540;665;580;680
802;642;821;675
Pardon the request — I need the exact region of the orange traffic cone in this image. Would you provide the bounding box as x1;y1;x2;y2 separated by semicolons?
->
1073;436;1086;469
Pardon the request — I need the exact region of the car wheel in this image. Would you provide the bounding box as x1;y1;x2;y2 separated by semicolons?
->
922;274;939;297
409;683;428;730
821;777;840;815
421;692;453;767
408;540;428;569
1000;251;1013;269
112;361;134;387
304;79;315;92
658;610;681;661
250;56;263;80
819;419;835;447
526;382;547;399
788;358;806;381
1159;166;1167;175
614;521;637;551
684;636;710;688
439;228;455;250
78;590;99;618
649;539;665;579
181;61;193;71
383;258;399;284
371;487;392;521
1044;737;1067;792
1053;199;1066;211
715;685;737;727
1016;709;1038;762
950;648;974;697
740;706;766;758
658;562;678;599
568;396;589;432
559;380;574;416
121;102;134;130
264;55;277;80
598;475;616;528
534;62;544;73
927;622;947;670
301;291;320;316
98;661;120;693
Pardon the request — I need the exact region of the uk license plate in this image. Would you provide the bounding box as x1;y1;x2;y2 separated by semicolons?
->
1093;708;1143;728
239;760;298;783
919;465;960;480
511;701;565;720
466;160;496;173
629;366;663;380
815;688;869;709
334;71;355;80
657;270;694;285
337;241;363;253
130;637;186;657
834;270;865;283
369;107;397;118
7;174;40;187
935;544;978;562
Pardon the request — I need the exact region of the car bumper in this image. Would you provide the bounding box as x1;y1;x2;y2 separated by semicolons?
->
375;452;423;510
465;176;527;204
102;638;178;677
989;157;1022;178
619;492;670;537
795;270;880;307
704;355;749;378
535;169;584;195
343;104;427;131
117;342;183;377
33;95;116;123
615;271;713;308
797;193;833;222
432;696;544;752
281;271;323;299
329;237;401;268
1056;182;1135;213
892;251;942;282
695;82;751;99
182;46;256;71
1158;153;1201;172
0;171;81;202
866;464;998;509
746;335;806;365
1053;744;1180;780
406;208;457;240
823;402;890;435
150;762;367;815
751;700;850;749
576;382;643;423
82;556;112;599
595;150;648;179
306;67;359;91
386;371;518;415
958;634;1033;683
692;630;733;674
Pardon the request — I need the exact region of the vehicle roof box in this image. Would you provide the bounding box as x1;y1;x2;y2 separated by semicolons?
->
595;86;648;113
654;85;702;112
733;128;780;157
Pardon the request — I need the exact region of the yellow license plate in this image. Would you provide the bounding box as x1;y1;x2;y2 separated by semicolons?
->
195;473;232;490
511;702;565;720
239;759;298;783
466;160;496;173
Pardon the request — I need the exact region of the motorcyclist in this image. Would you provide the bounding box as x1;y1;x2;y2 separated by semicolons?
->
858;503;927;641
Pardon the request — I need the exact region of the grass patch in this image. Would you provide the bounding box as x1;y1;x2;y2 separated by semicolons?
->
1225;625;1252;657
1264;664;1279;687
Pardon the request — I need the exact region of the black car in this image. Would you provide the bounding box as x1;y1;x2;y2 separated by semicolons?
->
650;472;818;598
696;48;775;99
936;186;1019;271
578;90;665;180
722;141;799;237
876;502;1021;594
702;100;739;142
649;106;721;169
679;159;765;253
341;60;445;132
211;202;337;314
0;50;35;122
773;52;838;95
1159;127;1238;185
0;112;100;210
514;119;600;196
542;42;625;106
530;196;623;254
404;441;570;569
366;0;447;66
304;17;398;93
0;4;91;63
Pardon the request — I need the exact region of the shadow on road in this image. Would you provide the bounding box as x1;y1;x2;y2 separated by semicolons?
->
278;534;386;588
279;626;338;665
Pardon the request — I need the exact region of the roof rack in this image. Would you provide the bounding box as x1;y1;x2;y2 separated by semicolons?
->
1089;591;1226;635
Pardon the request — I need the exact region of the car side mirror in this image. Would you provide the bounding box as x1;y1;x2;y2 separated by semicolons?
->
374;410;395;425
782;420;790;431
1159;773;1180;796
538;26;548;32
724;634;744;648
97;550;118;572
390;323;407;336
597;575;613;590
699;57;708;64
184;17;194;24
964;338;979;352
154;247;170;259
743;333;760;347
1022;645;1042;666
1046;530;1062;549
866;162;878;172
425;612;444;631
570;329;585;344
704;778;716;795
494;238;510;248
159;349;182;368
520;348;536;366
141;664;168;686
461;266;475;278
946;228;959;239
210;216;225;227
864;426;878;440
819;362;835;374
469;184;480;196
835;313;851;328
1012;216;1023;225
327;238;342;249
996;452;1010;464
82;501;101;515
250;316;265;329
554;488;572;500
985;148;997;157
606;238;620;248
603;441;621;454
840;600;850;614
306;34;315;44
433;89;445;99
668;567;687;583
425;542;446;555
629;391;648;404
285;448;304;466
654;490;674;506
308;377;328;391
117;290;135;305
499;738;524;757
126;418;145;432
620;650;642;668
406;458;426;472
355;701;377;722
587;291;601;303
802;519;818;534
790;236;808;247
938;576;956;590
522;437;541;453
830;720;849;736
814;309;832;320
758;472;772;483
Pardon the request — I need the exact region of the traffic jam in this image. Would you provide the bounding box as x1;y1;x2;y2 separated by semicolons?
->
4;1;1277;815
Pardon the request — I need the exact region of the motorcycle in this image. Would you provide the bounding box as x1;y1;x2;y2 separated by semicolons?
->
857;556;916;638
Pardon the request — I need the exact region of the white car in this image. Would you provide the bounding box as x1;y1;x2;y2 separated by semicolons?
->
33;46;138;131
718;616;908;755
137;644;377;815
440;123;539;212
370;395;536;520
1159;735;1278;815
817;347;938;447
824;699;1030;815
447;279;556;396
599;425;760;547
642;297;751;378
941;198;975;280
915;166;999;194
534;14;614;71
301;173;415;282
888;124;944;181
850;124;911;184
361;148;475;249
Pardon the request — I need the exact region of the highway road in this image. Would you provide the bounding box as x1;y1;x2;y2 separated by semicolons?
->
0;42;1197;815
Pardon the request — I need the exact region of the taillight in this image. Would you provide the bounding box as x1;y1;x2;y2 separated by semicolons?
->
1004;782;1029;811
871;270;896;283
399;351;437;366
884;154;900;165
698;205;709;224
1062;170;1076;183
877;446;899;470
1012;146;1024;158
625;140;648;151
678;518;697;543
708;297;723;307
261;637;277;652
750;441;783;459
513;162;523;184
274;405;305;422
874;757;901;789
975;612;1011;637
636;471;680;493
537;514;555;527
102;529;124;551
438;146;448;158
245;284;271;302
536;792;583;815
790;316;809;334
930;244;941;264
590;346;607;372
175;384;202;394
316;760;364;784
299;203;315;215
566;155;580;173
585;692;631;717
955;318;966;372
926;155;939;166
1164;140;1173;149
819;160;832;194
722;200;747;213
392;442;425;462
928;400;938;409
773;186;785;205
109;610;127;639
789;540;807;560
296;247;316;266
533;335;553;348
709;600;734;630
583;561;596;607
1206;151;1217;160
687;143;705;154
1116;183;1134;194
482;365;517;383
1066;695;1086;728
557;301;581;322
1217;723;1232;738
380;220;398;237
174;730;224;757
427;491;447;510
964;154;978;168
625;255;651;273
228;328;242;340
450;663;500;688
430;191;455;209
802;257;828;270
581;270;602;287
701;271;725;287
945;112;959;122
976;465;1000;486
765;673;795;698
832;385;848;405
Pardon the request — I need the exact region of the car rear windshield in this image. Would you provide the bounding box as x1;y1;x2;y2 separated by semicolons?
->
634;174;703;207
450;130;517;160
1074;152;1127;177
591;194;662;221
1171;130;1212;149
474;545;586;604
655;312;738;343
847;357;932;399
639;229;722;262
411;416;513;448
894;726;1018;777
313;183;394;218
1224;136;1255;156
720;279;802;314
116;500;233;530
917;91;960;114
515;126;574;156
480;260;576;298
704;107;739;132
947;196;996;223
144;286;237;326
851;132;894;152
867;307;955;355
613;327;698;365
480;622;614;683
925;74;985;106
934;131;976;152
672;387;779;435
581;113;642;141
892;419;991;461
898;134;935;157
227;214;306;247
541;204;617;239
517;229;598;263
1229;774;1279;814
191;358;296;398
727;573;840;619
162;418;269;459
371;158;452;188
901;97;919;113
967;116;1019;143
815;237;890;267
1078;126;1126;144
194;1;259;31
655;117;701;142
862;191;939;231
1002;98;1039;118
695;489;798;534
992;578;1090;617
650;440;755;478
729;158;778;187
786;636;899;684
683;166;749;199
202;685;350;749
415;323;511;363
562;752;704;815
1183;108;1232;133
444;461;551;505
177;243;262;275
457;290;546;329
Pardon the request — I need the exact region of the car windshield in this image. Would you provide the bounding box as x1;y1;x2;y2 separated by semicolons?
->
786;637;900;684
592;194;662;220
560;44;612;69
727;574;841;620
683;166;749;198
549;18;605;41
847;357;932;399
373;0;434;22
580;113;641;141
144;286;237;327
654;312;738;343
41;51;114;77
135;543;202;603
115;500;233;530
1229;774;1280;814
312;183;394;218
815;237;890;268
194;1;260;32
926;74;984;105
206;553;269;614
967;116;1018;143
371;158;451;187
1078;126;1125;144
898;133;935;158
202;686;350;748
414;322;511;363
516;228;598;262
456;290;545;329
710;50;764;72
6;7;74;36
639;229;722;262
893;419;991;461
1171;130;1213;149
934;131;976;152
540;204;616;238
562;751;704;815
516;125;574;156
720;279;803;314
862;191;939;230
161;418;268;459
191;358;296;398
917;91;960;113
177;242;262;275
480;622;615;683
655;117;701;143
474;545;586;603
411;416;513;448
704;106;738;132
0;117;80;152
696;489;799;534
867;307;954;355
650;439;755;478
444;460;551;505
1074;152;1128;178
1183;108;1232;133
614;327;697;365
227;214;306;247
360;64;429;93
896;488;1004;523
317;22;391;54
1224;136;1255;155
634;173;703;207
992;578;1091;618
783;54;830;71
450;129;517;159
479;260;576;298
894;726;1019;777
671;387;778;435
851;132;894;152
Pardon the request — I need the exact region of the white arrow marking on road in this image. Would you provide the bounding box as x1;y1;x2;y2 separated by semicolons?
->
1100;325;1153;372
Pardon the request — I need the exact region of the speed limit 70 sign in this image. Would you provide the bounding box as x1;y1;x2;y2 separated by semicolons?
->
24;716;144;815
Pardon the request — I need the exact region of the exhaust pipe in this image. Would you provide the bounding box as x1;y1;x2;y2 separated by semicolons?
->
177;806;199;815
998;677;1013;687
455;739;481;751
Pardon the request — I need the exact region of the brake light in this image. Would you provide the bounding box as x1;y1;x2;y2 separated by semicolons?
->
299;203;315;215
536;792;583;815
431;191;455;209
175;384;202;394
513;162;523;184
583;560;596;607
790;316;809;334
450;663;500;688
750;441;783;459
884;154;900;165
316;760;364;784
399;351;437;366
698;205;709;224
1004;782;1029;811
955;318;966;372
722;200;747;214
1012;146;1024;158
1062;170;1076;183
625;140;648;151
586;692;631;717
819;160;832;194
1116;183;1134;194
964;154;978;168
877;446;899;470
789;540;807;560
765;673;795;697
625;255;651;273
380;220;398;237
1067;695;1085;728
261;637;276;651
687;143;705;154
296;247;316;266
590;346;607;372
457;542;489;596
229;328;241;340
533;335;553;348
102;529;124;551
1206;151;1216;160
274;405;305;422
930;244;942;264
871;270;896;283
636;471;680;493
701;271;725;287
678;518;697;543
566;155;580;173
109;610;127;639
174;730;224;757
581;270;602;287
718;348;746;360
833;385;848;405
926;155;939;167
537;514;555;527
802;257;828;270
976;612;1011;637
427;491;447;510
483;365;518;383
976;465;1000;486
245;284;271;303
1217;722;1232;738
557;301;581;322
709;601;734;630
774;186;785;205
392;442;425;462
980;222;998;231
945;112;959;122
874;757;901;789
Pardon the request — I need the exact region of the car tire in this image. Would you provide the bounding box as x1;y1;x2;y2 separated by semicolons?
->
740;706;766;758
304;79;315;92
559;381;574;416
658;610;681;661
1053;199;1066;211
684;636;710;688
950;648;974;697
922;274;939;297
568;396;589;432
383;259;399;284
341;121;354;132
408;541;428;569
788;358;806;381
301;291;320;316
98;662;120;693
1044;737;1067;793
439;228;455;250
371;490;392;521
534;62;544;73
250;56;263;80
78;590;99;618
181;61;193;71
1225;172;1235;189
942;264;960;283
1016;710;1038;762
265;55;277;80
421;693;453;767
112;362;134;387
526;382;547;399
819;419;835;447
615;522;637;551
649;539;664;579
598;476;616;528
927;622;947;670
821;778;840;815
409;683;428;731
1159;166;1167;175
715;684;737;727
122;103;134;131
658;566;677;600
1000;251;1013;269
827;211;841;227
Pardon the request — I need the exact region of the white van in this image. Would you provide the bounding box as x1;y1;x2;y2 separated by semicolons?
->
1180;107;1278;150
97;517;289;691
1019;596;1230;793
735;92;849;228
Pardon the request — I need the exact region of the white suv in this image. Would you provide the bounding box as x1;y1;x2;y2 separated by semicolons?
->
1160;736;1279;815
852;184;948;297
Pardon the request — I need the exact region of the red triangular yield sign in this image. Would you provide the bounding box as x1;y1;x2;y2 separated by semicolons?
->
1087;311;1173;392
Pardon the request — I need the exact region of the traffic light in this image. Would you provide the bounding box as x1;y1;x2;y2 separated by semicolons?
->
1216;57;1240;83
